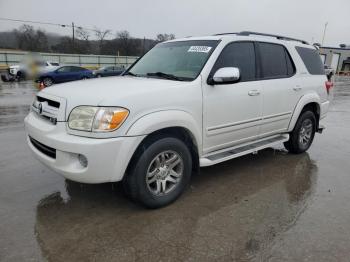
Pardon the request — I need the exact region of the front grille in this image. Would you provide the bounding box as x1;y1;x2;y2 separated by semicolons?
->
29;137;56;159
37;96;60;108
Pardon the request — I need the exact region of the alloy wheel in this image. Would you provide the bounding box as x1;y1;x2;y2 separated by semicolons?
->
146;150;184;196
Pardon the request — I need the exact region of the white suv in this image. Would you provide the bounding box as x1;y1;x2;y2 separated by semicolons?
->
24;32;331;208
9;61;60;80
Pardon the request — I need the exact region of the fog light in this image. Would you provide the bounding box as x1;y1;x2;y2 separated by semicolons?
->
78;154;88;168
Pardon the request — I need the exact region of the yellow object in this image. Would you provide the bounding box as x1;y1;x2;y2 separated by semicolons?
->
109;110;129;130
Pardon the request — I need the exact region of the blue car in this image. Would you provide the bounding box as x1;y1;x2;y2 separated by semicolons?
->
37;66;93;87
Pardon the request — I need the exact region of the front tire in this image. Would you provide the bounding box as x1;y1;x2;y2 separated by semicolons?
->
284;111;316;154
42;77;53;87
123;136;192;208
16;71;26;81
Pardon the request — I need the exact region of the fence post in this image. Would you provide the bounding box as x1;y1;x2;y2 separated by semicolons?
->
4;52;8;66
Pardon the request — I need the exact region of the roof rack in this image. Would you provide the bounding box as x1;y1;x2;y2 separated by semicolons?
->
215;31;309;45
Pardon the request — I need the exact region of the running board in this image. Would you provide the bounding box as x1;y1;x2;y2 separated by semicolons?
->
200;134;289;167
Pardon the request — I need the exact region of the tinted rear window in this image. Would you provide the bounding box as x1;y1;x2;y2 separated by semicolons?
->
259;42;295;78
295;47;325;75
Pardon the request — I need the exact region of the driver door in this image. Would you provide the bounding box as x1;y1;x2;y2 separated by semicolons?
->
203;41;263;154
56;66;74;82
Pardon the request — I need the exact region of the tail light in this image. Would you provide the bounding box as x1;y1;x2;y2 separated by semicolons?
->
325;81;333;94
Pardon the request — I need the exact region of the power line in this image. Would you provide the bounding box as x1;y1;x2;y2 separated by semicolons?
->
0;17;98;32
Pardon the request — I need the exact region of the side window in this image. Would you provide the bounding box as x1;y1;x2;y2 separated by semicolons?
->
57;66;69;73
295;46;325;75
212;42;256;82
259;42;295;78
71;66;83;72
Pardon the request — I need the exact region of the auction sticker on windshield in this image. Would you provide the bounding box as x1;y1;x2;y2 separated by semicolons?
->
188;46;212;53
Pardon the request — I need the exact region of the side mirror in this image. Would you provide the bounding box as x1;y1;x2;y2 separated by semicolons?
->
209;67;240;85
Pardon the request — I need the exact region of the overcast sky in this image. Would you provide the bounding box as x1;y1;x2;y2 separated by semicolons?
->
0;0;349;46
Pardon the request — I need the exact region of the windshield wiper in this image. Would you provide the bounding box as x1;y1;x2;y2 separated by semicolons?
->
124;71;139;77
146;72;184;81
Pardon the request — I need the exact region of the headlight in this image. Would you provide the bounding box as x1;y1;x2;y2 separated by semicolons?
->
68;106;129;132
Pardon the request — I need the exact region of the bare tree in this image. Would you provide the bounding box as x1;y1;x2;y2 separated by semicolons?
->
76;28;90;41
14;24;49;51
36;29;49;52
156;33;175;43
4;24;160;55
116;30;131;55
74;28;91;53
94;28;111;54
14;24;35;50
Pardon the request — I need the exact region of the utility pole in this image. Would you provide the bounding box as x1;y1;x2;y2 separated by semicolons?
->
322;22;328;46
143;37;145;54
72;22;75;50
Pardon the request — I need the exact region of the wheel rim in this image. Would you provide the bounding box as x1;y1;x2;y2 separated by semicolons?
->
299;119;313;147
146;150;184;196
43;78;52;86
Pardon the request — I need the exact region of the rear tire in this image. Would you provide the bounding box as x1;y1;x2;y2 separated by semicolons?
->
123;136;192;208
284;111;316;154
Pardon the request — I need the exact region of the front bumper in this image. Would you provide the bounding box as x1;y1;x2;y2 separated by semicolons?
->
24;112;145;183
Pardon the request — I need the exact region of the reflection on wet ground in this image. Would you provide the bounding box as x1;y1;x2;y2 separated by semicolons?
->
35;150;317;261
0;81;36;129
1;79;350;261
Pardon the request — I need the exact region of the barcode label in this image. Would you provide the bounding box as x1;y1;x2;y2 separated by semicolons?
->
188;46;212;53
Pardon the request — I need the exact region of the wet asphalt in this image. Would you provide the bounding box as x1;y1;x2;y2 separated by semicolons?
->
0;78;350;262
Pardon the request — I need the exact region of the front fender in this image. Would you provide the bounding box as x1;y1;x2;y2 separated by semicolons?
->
287;93;321;132
126;110;202;150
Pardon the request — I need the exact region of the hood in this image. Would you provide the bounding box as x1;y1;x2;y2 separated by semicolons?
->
40;76;194;115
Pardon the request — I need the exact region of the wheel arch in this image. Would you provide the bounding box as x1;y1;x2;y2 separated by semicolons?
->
125;110;202;176
126;110;202;148
288;94;321;132
126;126;200;176
41;75;54;82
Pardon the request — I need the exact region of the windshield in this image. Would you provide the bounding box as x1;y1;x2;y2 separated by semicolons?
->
127;40;219;81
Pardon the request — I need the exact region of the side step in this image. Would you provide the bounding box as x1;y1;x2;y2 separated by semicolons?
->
200;134;289;167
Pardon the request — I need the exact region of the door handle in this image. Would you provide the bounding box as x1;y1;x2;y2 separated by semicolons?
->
248;90;260;96
293;86;302;91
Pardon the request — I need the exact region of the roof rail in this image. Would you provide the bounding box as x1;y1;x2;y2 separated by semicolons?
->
215;31;309;45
